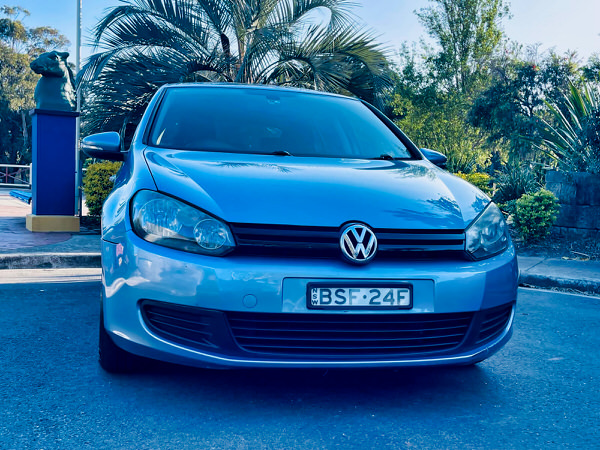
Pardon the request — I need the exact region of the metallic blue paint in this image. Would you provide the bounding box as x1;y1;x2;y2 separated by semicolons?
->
102;233;516;368
144;149;489;229
98;84;518;369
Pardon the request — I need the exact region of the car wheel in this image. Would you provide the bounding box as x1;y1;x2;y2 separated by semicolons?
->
99;306;145;373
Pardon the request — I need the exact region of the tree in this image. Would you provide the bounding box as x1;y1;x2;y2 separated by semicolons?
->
389;47;488;172
582;53;600;82
416;0;509;95
0;5;69;164
468;46;579;161
386;0;510;173
79;0;392;137
0;45;35;164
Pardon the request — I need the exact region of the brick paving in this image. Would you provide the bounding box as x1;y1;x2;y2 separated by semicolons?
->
0;189;71;251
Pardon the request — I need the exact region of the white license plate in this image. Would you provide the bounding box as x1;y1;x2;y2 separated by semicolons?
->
307;285;412;309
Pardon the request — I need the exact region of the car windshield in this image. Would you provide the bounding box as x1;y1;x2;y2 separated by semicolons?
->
148;86;413;159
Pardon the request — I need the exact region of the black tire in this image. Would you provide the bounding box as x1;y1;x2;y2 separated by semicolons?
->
463;356;487;366
99;306;146;373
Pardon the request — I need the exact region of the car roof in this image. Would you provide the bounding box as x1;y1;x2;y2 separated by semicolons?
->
160;82;360;102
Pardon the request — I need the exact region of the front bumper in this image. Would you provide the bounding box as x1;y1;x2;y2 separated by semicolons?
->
102;232;518;368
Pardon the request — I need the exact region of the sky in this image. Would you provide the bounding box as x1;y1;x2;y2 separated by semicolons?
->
10;0;600;65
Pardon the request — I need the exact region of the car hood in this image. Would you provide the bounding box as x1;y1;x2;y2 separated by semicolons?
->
143;149;489;230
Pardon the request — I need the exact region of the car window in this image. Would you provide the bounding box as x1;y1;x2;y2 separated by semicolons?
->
149;87;412;159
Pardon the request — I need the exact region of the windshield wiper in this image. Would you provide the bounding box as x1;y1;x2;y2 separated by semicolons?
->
270;150;292;156
371;154;396;160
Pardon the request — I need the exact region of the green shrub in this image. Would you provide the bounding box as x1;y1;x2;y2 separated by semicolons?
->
498;199;518;217
456;171;492;196
83;161;122;216
492;162;541;203
514;189;559;243
446;152;479;174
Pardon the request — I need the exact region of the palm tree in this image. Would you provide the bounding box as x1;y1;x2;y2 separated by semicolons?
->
78;0;392;136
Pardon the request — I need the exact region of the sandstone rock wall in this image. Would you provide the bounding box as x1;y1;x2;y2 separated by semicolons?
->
545;171;600;238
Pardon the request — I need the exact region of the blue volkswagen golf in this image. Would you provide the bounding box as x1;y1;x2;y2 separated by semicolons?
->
82;83;518;372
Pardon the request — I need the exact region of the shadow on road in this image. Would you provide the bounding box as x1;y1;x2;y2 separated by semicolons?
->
99;359;499;416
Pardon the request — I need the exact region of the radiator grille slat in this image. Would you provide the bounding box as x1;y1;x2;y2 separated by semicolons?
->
141;300;514;360
229;224;466;259
476;304;513;344
227;311;473;357
143;303;217;349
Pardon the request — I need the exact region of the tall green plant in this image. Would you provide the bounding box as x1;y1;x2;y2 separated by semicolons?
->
469;47;579;161
390;53;490;173
391;0;510;173
492;161;541;203
79;0;392;136
534;80;600;174
416;0;509;95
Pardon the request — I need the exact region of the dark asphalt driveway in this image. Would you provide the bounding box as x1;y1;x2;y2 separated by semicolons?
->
0;280;598;449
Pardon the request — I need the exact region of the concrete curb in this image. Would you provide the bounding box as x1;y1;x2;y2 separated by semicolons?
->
0;253;101;270
519;273;600;295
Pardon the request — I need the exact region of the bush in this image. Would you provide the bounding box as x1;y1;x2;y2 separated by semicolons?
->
455;171;492;196
82;161;122;216
492;162;541;203
498;199;517;217
446;152;479;174
514;189;559;243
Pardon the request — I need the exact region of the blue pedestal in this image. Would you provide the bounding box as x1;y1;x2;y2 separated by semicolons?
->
30;109;79;216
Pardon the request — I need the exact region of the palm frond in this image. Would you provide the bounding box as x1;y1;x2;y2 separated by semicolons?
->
259;24;391;104
531;80;600;173
81;0;391;134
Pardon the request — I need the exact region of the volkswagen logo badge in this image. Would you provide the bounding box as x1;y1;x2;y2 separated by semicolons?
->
339;223;378;264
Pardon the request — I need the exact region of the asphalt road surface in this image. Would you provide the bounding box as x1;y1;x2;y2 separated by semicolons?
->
0;272;598;449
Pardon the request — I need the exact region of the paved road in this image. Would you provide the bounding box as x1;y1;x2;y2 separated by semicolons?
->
0;275;598;449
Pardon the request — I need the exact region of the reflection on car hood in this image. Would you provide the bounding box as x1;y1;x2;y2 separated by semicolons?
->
144;149;489;230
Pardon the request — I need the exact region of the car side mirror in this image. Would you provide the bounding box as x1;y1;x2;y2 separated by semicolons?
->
420;148;447;169
81;132;125;161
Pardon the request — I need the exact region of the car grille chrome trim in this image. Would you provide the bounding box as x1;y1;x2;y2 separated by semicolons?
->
229;223;466;258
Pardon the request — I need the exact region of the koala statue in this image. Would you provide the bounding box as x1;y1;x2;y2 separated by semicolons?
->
30;51;76;111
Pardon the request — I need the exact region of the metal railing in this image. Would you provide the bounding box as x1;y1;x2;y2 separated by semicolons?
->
0;164;31;188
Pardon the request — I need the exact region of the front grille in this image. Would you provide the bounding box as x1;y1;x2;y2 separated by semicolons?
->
230;224;339;257
141;300;514;360
476;303;513;344
230;223;466;259
142;301;224;350
226;311;473;357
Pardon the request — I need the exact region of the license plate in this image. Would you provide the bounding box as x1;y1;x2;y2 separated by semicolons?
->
307;284;412;310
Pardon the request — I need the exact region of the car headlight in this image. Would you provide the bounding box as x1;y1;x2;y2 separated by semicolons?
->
131;190;235;256
465;202;509;260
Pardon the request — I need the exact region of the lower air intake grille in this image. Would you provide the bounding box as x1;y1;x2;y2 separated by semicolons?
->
226;311;474;357
476;303;513;344
142;301;221;350
141;300;514;360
